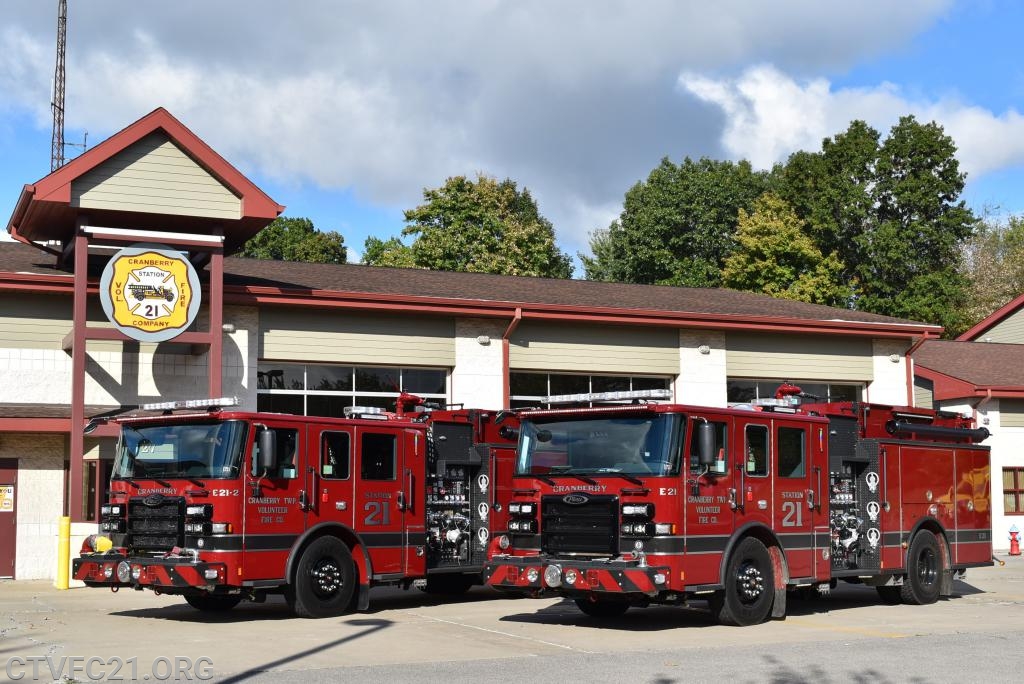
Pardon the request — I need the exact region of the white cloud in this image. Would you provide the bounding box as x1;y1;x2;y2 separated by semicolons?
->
678;65;1024;180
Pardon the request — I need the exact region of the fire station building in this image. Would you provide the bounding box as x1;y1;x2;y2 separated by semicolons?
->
0;108;1016;580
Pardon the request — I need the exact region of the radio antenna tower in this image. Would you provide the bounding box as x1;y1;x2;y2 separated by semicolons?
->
50;0;67;172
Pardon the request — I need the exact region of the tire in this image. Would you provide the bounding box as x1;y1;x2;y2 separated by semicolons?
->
901;532;942;605
713;537;776;626
184;594;242;612
420;574;476;595
574;598;629;618
286;536;356;618
875;586;903;605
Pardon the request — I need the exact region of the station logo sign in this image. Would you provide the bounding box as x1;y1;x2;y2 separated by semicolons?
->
99;243;201;342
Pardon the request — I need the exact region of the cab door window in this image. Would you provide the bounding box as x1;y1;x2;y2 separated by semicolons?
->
744;424;769;476
361;433;397;480
690;420;728;475
262;428;299;479
321;432;351;480
777;427;806;478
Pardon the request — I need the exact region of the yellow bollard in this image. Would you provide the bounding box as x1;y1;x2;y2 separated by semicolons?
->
55;516;71;590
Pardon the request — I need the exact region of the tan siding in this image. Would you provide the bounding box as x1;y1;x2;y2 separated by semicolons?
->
914;377;934;409
726;333;873;381
974;309;1024;343
1001;399;1024;428
509;322;679;374
259;308;454;366
0;295;71;349
71;133;241;219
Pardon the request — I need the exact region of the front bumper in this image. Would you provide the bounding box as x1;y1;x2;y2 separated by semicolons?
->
484;555;671;597
74;553;229;593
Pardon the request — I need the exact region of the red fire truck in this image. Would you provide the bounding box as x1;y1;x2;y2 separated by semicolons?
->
483;386;993;626
74;395;517;617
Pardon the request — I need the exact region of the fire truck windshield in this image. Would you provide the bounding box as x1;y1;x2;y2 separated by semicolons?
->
112;420;248;480
515;414;680;477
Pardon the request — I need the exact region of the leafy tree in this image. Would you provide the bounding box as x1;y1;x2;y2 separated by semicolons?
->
722;193;849;305
239;217;347;264
582;157;771;286
362;236;416;268
855;116;975;334
392;174;572;278
962;214;1024;327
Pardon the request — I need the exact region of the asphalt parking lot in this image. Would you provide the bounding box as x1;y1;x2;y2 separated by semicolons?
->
4;555;1024;682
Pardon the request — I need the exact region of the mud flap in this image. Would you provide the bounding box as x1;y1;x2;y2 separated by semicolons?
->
939;568;953;597
769;545;788;620
356;582;370;611
772;585;787;619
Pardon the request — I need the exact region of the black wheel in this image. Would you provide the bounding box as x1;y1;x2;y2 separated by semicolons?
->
286;536;356;618
574;598;629;618
901;532;942;605
184;594;241;612
876;586;903;605
713;537;776;626
419;574;476;595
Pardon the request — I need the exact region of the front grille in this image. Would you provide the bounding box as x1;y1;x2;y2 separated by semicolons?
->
128;495;184;551
541;494;618;556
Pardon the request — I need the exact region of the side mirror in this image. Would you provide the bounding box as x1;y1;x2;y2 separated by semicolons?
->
697;422;716;466
255;428;277;476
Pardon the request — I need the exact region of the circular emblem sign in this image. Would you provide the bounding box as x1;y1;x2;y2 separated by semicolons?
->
99;243;201;342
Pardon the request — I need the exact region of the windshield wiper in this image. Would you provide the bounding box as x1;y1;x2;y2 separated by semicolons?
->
602;471;644;486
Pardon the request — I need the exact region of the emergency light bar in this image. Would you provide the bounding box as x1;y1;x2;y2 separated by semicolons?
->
545;389;672;404
343;406;386;419
140;397;239;411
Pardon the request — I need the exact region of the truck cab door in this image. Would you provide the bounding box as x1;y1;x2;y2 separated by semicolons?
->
772;419;817;581
683;415;735;586
242;421;307;580
354;426;407;577
305;426;355;530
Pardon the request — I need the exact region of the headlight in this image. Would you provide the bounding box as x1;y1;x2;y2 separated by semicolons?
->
210;522;231;534
654;523;676;535
518;503;534;514
508;502;521;514
622;503;654;517
116;561;132;583
543;564;563;588
186;505;212;518
100;505;122;516
564;568;579;585
525;567;540;583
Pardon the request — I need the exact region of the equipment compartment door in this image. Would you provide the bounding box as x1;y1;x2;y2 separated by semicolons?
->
355;427;406;576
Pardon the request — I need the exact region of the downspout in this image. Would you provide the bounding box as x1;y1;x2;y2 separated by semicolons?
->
501;307;523;409
905;331;937;406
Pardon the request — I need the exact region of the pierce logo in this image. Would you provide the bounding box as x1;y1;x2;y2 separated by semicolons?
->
563;493;589;505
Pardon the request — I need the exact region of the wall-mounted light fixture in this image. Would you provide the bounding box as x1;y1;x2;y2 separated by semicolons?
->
697;344;711;355
222;323;236;334
476;335;491;346
888;353;900;363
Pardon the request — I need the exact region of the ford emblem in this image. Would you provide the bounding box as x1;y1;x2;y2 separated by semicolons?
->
563;493;589;505
143;493;165;506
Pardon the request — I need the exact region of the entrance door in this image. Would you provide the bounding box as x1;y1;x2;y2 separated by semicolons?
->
0;459;16;578
354;427;406;577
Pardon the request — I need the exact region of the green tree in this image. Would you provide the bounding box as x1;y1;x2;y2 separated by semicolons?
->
396;174;573;278
239;217;347;264
722;193;849;305
855;116;975;333
582;157;771;286
362;236;416;268
962;214;1024;327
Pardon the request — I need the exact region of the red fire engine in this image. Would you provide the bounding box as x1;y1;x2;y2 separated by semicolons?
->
74;394;517;618
483;386;993;626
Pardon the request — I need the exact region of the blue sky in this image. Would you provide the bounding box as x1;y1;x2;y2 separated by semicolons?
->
2;1;1023;267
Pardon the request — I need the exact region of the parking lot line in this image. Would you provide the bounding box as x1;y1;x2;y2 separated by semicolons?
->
785;618;909;639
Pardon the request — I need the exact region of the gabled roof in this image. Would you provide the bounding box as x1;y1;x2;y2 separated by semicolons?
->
0;239;943;338
958;292;1024;341
913;339;1024;400
6;107;283;254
